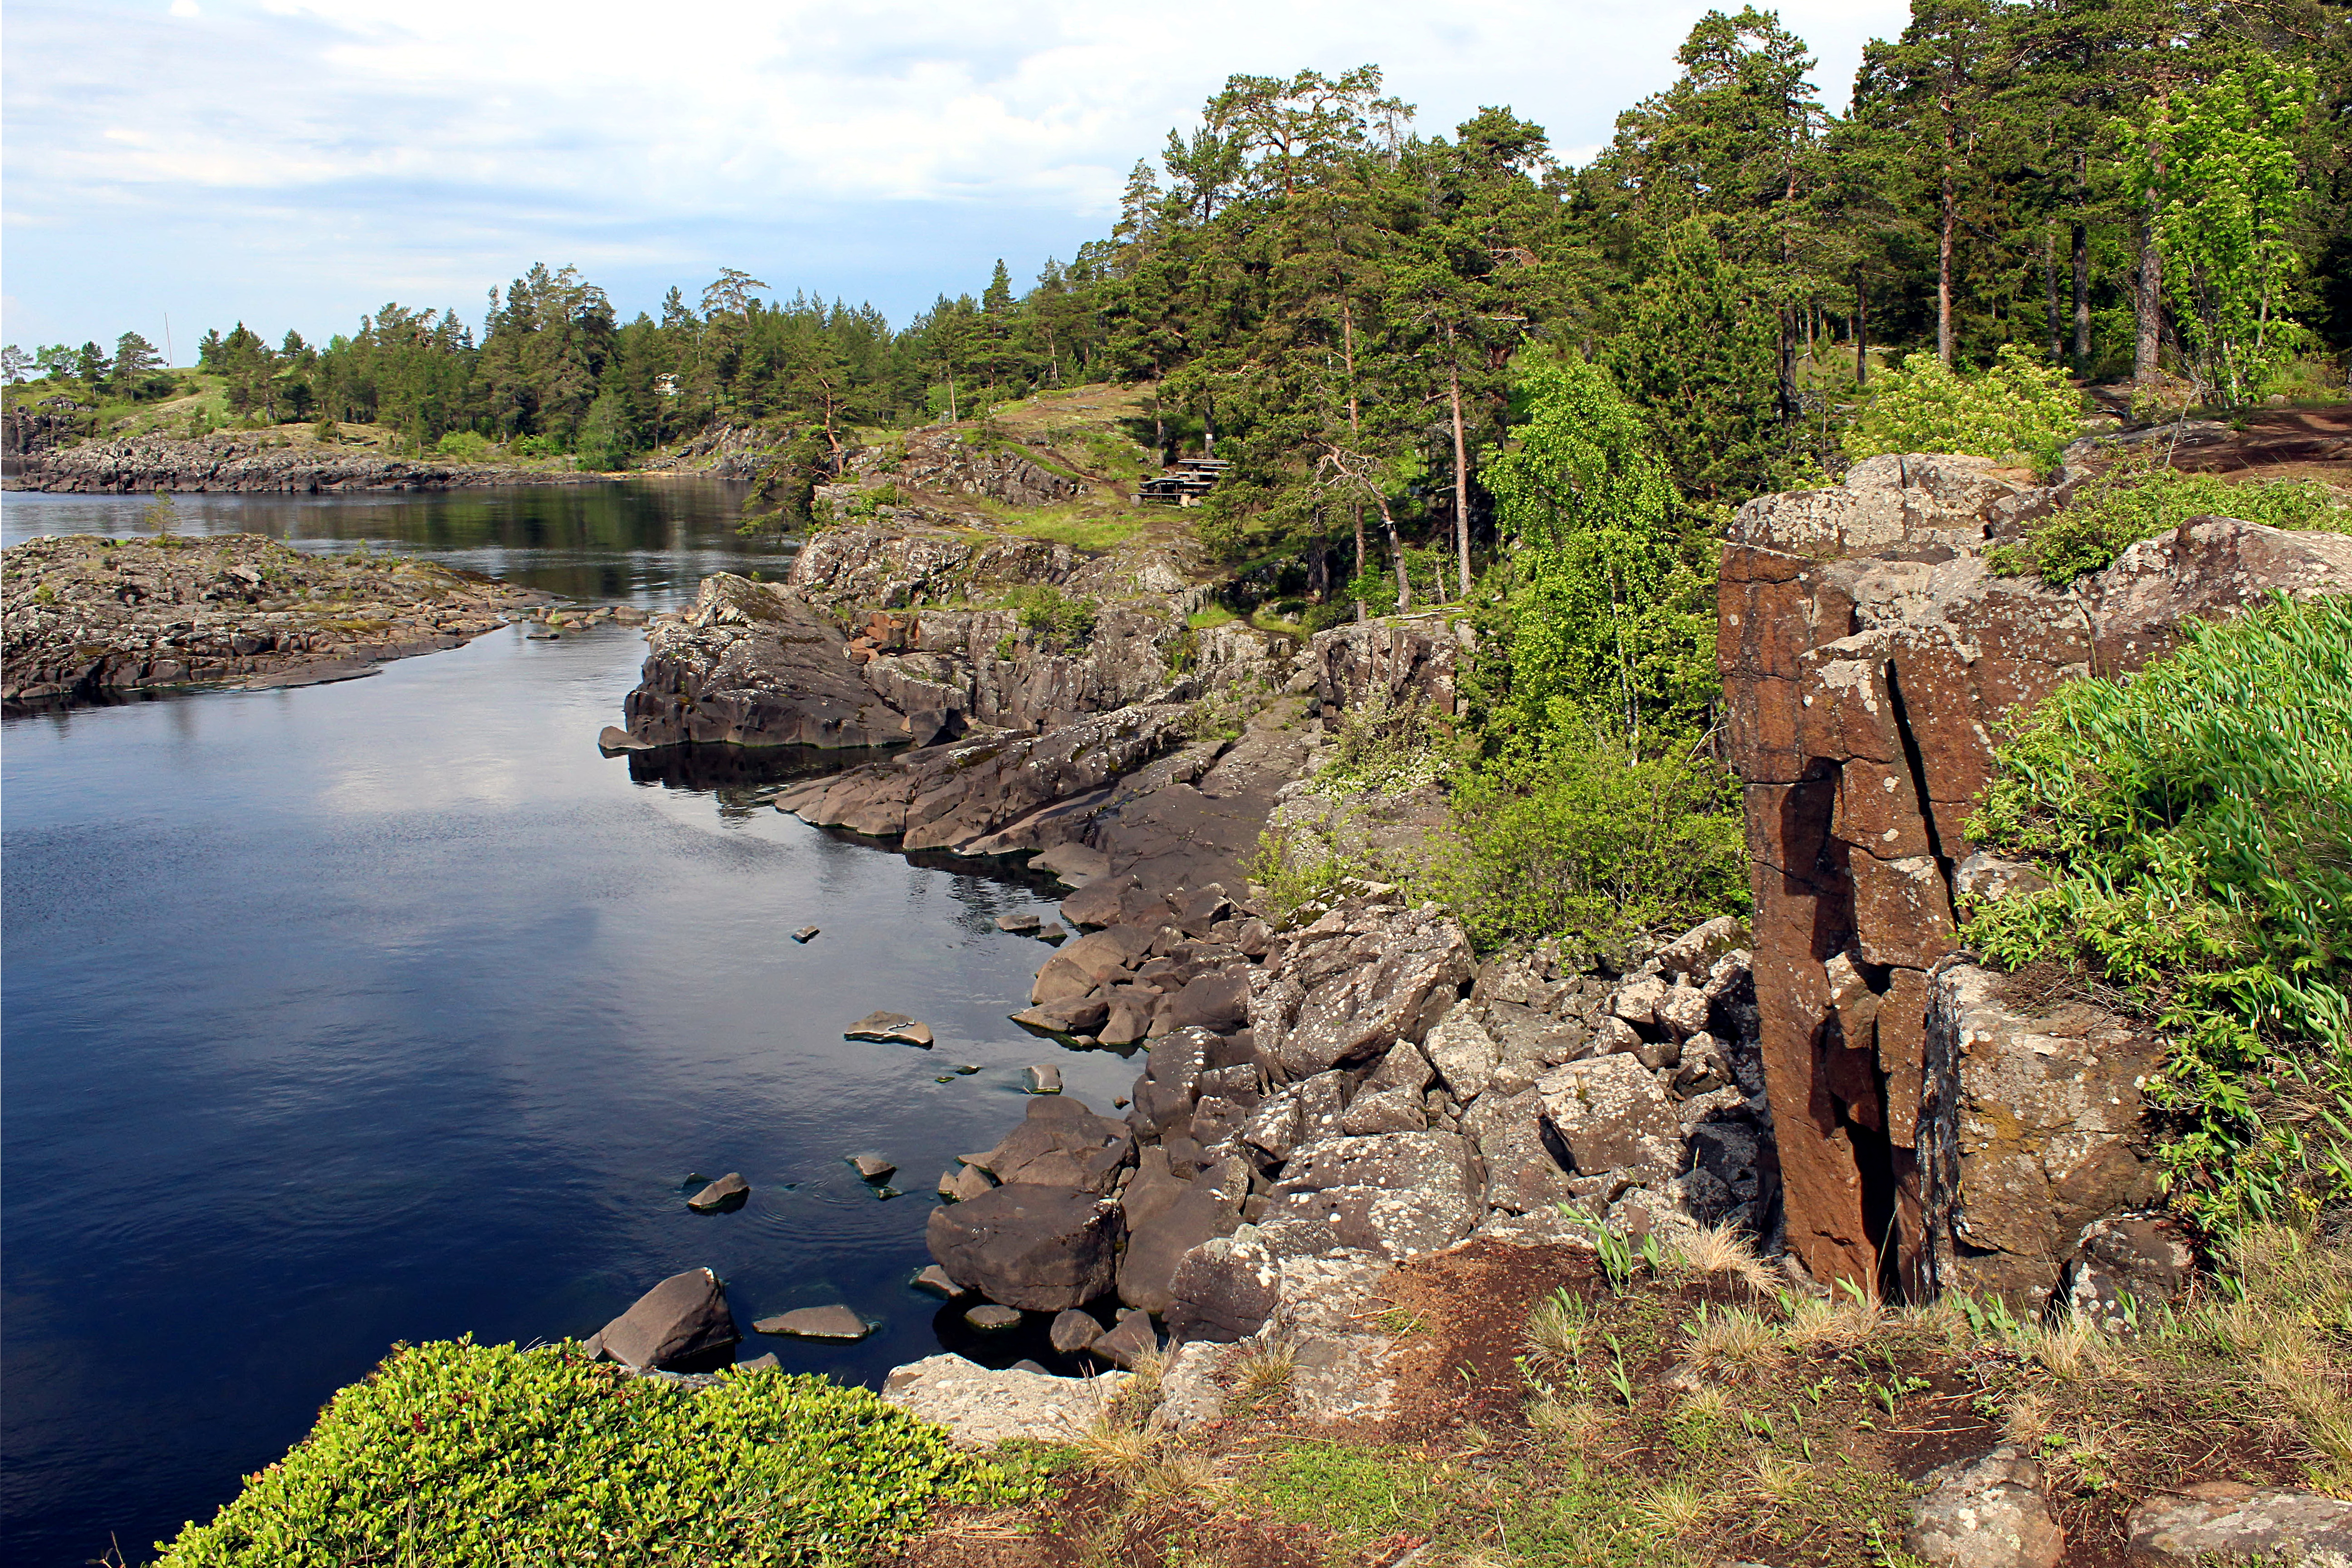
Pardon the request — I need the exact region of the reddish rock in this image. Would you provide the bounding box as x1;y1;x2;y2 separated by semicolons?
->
1719;454;2352;1295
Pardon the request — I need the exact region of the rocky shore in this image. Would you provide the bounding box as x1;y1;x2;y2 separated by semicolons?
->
3;430;605;493
1;532;554;706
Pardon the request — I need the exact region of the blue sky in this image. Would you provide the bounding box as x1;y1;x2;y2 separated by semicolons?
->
2;0;1900;358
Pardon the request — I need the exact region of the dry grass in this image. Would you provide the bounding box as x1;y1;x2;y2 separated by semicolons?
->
1681;1303;1786;1381
1673;1222;1777;1292
1525;1394;1612;1446
1519;1286;1588;1376
1132;1448;1230;1507
1780;1292;1883;1352
1073;1408;1157;1483
1627;1478;1714;1536
1232;1339;1297;1411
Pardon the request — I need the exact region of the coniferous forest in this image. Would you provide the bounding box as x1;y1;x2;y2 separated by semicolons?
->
10;0;2349;565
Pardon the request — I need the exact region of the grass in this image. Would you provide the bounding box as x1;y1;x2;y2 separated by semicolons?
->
1961;593;2352;1234
1990;455;2352;585
997;510;1144;552
893;1219;2352;1568
1185;604;1238;630
152;1338;1029;1567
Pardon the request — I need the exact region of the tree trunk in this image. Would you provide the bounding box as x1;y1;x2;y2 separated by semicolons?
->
2135;218;2163;386
1938;103;1957;366
1379;498;1410;615
1777;305;1799;426
2071;152;2092;368
1353;504;1367;622
1445;334;1471;601
2043;227;2063;363
1856;274;1870;387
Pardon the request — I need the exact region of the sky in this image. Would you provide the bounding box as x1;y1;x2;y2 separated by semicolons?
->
2;0;1904;358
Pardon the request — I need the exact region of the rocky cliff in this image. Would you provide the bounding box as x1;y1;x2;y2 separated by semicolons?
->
1718;452;2352;1299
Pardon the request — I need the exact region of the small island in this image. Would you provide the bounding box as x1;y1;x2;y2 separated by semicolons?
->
1;530;543;706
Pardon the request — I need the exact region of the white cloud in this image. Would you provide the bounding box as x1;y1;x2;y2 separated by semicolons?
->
3;0;1903;348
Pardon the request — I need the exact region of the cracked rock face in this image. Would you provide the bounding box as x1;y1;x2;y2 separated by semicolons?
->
1257;1129;1483;1261
881;1354;1127;1447
1718;451;2352;1296
2127;1484;2352;1565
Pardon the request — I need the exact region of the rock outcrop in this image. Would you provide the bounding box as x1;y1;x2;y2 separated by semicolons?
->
1717;452;2352;1298
3;532;538;706
5;431;598;492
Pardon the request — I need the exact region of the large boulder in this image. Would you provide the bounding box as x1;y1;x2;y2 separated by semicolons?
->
1536;1054;1682;1186
622;575;924;748
1117;1155;1248;1313
1264;905;1474;1079
1905;1446;2063;1568
965;1096;1134;1193
1718;449;2352;1294
1918;964;2163;1306
587;1268;740;1371
1163;1224;1284;1344
1257;1131;1482;1261
925;1183;1124;1311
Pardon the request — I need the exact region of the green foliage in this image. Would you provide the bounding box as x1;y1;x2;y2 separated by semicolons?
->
2127;61;2317;405
432;429;494;461
1308;692;1448;799
1006;584;1097;652
1421;724;1749;956
1000;511;1142;552
1962;596;2352;1233
1991;458;2352;585
1844;343;2084;470
1480;351;1720;747
154;1338;1026;1567
1186;603;1238;630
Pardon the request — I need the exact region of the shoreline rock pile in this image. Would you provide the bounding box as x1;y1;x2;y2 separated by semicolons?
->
3;430;602;493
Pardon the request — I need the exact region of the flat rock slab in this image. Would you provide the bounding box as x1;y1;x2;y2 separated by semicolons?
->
964;1303;1023;1331
1905;1446;2063;1568
848;1154;897;1181
598;725;653;752
1025;1063;1063;1095
881;1353;1129;1447
753;1304;872;1341
1290;1332;1398;1425
1033;843;1110;886
791;926;820;943
2128;1486;2352;1564
686;1172;750;1212
845;1011;934;1047
996;912;1042;934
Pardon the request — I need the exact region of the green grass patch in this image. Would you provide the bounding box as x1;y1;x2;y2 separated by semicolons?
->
996;508;1143;552
1963;593;2352;1232
153;1338;1029;1567
1991;458;2352;585
1185;604;1238;630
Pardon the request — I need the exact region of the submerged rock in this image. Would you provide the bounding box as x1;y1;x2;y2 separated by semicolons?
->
685;1172;750;1213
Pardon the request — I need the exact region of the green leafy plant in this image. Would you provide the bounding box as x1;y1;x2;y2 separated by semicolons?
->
154;1338;1029;1566
432;429;495;462
1962;594;2352;1234
1990;456;2351;586
1004;584;1097;652
1422;724;1748;956
1843;343;2084;471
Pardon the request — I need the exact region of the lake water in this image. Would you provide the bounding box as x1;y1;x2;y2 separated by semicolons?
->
0;482;1139;1564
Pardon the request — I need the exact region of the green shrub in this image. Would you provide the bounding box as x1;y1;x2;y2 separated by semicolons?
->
1844;343;2084;470
1310;693;1447;799
154;1338;1027;1567
1962;595;2352;1233
433;429;494;462
1006;584;1096;651
1419;723;1749;956
1991;457;2352;585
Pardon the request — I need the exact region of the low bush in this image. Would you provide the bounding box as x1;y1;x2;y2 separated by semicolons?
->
153;1338;1025;1567
1418;723;1749;958
1005;583;1097;652
1962;594;2352;1234
1990;456;2352;585
1843;343;2084;471
432;430;495;462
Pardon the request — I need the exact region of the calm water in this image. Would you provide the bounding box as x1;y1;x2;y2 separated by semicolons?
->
0;482;1137;1564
